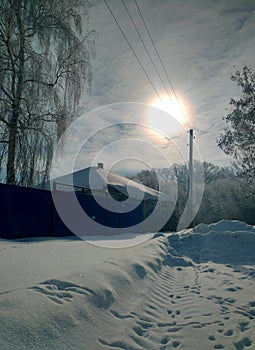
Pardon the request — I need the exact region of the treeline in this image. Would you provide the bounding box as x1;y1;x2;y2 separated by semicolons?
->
129;161;255;230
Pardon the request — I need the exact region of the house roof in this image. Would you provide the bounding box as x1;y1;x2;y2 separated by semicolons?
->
50;164;171;202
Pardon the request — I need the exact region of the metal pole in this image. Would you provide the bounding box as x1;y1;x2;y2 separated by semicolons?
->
189;129;193;204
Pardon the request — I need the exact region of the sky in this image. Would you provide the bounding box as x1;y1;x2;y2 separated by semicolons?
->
71;0;255;175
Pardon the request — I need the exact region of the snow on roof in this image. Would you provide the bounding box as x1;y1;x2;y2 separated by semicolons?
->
52;165;171;202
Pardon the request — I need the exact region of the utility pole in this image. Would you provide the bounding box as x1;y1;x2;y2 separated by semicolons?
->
189;129;194;207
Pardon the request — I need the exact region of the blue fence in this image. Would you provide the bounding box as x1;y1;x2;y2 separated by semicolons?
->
0;183;143;239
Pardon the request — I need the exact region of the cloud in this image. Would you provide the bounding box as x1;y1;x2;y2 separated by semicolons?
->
80;0;255;170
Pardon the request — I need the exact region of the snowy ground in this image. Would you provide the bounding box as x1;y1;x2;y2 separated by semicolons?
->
1;220;255;350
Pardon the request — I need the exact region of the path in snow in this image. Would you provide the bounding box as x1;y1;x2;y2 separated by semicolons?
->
99;260;255;350
1;220;255;350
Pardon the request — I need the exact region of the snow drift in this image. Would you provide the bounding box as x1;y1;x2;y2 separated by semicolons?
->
0;220;255;350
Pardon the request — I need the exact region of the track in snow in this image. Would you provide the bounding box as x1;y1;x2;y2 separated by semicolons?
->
99;262;255;350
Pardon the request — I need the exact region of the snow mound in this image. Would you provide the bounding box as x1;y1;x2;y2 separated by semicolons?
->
1;220;255;349
193;220;255;234
167;220;255;265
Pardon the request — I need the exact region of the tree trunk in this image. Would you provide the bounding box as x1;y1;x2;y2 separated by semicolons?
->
6;1;25;185
6;110;18;184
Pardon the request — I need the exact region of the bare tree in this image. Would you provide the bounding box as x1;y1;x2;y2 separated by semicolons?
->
0;0;96;185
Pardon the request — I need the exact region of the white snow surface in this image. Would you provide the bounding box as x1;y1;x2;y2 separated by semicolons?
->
1;220;255;350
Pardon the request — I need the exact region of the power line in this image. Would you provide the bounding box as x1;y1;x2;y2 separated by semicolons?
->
103;0;164;103
121;0;173;103
103;0;189;127
133;0;186;119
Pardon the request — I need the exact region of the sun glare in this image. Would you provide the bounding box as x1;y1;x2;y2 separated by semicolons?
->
145;93;191;142
152;95;187;125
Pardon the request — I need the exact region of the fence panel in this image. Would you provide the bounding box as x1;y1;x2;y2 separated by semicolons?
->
0;184;145;239
0;184;52;239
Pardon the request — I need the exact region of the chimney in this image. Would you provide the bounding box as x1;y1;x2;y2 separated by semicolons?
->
98;162;103;169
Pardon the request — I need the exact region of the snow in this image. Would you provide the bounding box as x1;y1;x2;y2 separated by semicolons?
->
1;220;255;349
46;165;171;202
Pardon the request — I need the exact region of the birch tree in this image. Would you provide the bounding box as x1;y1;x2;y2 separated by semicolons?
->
0;0;96;185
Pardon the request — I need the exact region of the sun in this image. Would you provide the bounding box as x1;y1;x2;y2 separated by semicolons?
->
151;94;187;125
145;93;191;141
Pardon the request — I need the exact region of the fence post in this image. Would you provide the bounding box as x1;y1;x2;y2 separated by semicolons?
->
49;181;56;236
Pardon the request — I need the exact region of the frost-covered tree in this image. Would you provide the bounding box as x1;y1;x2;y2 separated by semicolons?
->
130;162;243;230
203;161;236;184
217;66;255;182
0;0;96;185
